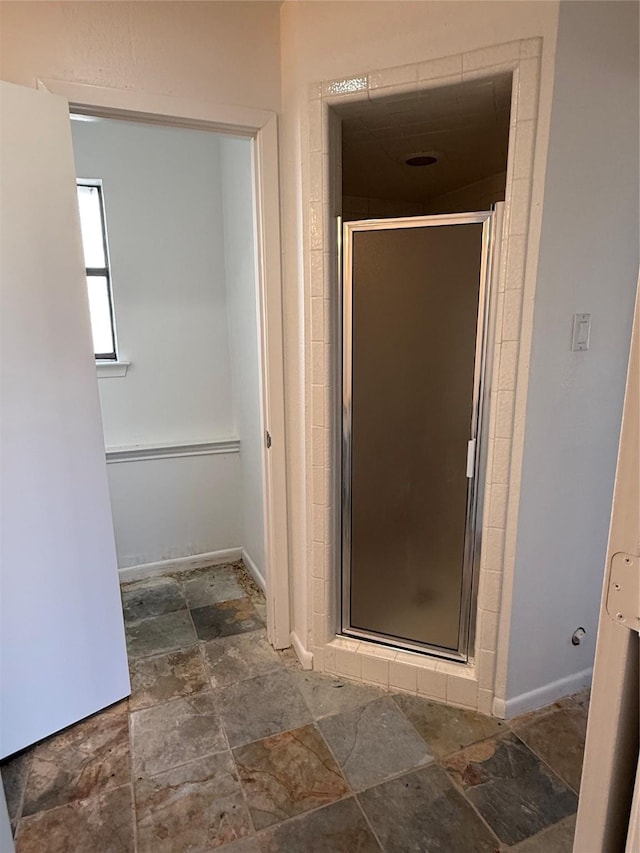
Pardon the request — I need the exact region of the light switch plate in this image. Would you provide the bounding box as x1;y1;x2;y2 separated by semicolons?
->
571;313;591;351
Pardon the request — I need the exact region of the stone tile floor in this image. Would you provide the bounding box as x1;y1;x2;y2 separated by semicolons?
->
1;561;588;852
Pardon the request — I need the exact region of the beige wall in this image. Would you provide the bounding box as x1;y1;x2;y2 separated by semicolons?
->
282;1;557;83
0;1;281;111
279;0;560;659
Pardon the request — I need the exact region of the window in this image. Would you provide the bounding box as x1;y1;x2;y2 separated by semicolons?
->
76;180;117;359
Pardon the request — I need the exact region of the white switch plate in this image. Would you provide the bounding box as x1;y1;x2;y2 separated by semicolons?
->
572;313;591;351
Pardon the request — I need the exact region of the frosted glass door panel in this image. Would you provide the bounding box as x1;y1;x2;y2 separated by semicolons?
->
348;223;483;651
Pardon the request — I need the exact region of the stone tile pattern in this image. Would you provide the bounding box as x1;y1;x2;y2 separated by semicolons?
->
1;563;587;852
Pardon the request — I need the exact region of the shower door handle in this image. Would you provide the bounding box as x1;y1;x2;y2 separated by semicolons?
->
466;439;476;478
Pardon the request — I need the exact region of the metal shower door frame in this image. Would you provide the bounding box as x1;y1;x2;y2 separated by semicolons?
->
340;208;501;662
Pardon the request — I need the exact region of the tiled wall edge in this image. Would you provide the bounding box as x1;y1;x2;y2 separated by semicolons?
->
321;636;481;708
312;38;541;107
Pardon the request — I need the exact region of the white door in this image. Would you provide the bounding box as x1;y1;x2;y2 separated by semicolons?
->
0;81;130;758
573;272;640;851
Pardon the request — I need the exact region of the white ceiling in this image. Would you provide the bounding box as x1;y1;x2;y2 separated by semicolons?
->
338;74;512;204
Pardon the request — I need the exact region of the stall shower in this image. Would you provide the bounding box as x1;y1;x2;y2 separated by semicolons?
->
337;76;511;659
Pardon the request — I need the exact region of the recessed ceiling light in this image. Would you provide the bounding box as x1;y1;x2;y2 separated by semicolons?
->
405;153;438;167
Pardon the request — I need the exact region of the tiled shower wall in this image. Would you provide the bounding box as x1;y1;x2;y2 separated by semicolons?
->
342;195;426;221
343;175;508;220
304;39;543;716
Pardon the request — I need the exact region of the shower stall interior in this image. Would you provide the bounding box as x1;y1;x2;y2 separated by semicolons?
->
341;209;500;661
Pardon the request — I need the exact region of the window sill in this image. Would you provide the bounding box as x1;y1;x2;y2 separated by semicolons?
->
96;360;130;378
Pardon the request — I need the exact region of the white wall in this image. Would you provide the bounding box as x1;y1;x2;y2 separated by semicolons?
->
506;0;639;710
220;136;266;581
106;453;241;568
72;119;234;447
71;117;242;567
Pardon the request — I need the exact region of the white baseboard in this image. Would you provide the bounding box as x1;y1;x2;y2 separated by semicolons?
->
241;548;266;594
494;667;593;719
118;547;242;583
290;631;313;670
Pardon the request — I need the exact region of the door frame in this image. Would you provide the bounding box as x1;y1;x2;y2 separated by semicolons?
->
38;78;291;649
340;210;498;661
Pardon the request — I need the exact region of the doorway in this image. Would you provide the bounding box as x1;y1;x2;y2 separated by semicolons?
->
67;109;286;643
70;116;264;572
1;76;290;762
39;77;291;655
336;74;511;661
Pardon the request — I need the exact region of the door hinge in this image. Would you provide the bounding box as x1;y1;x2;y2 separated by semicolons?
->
265;430;272;449
606;552;640;633
466;439;476;478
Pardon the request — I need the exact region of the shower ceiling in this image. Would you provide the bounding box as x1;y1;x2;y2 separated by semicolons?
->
338;73;512;203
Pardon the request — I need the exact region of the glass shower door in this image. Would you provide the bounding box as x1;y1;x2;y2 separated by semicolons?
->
342;212;494;658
